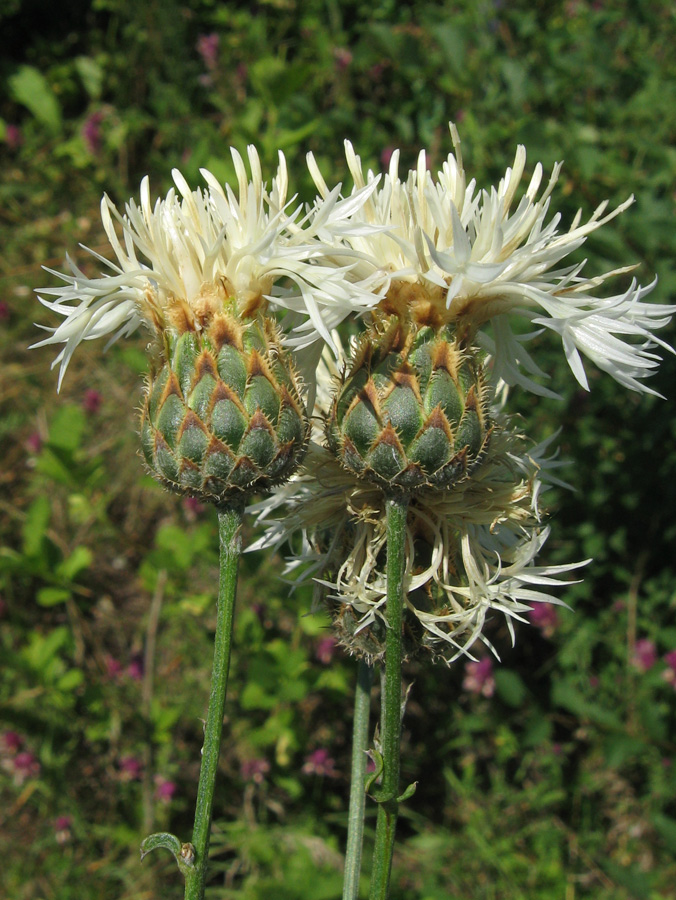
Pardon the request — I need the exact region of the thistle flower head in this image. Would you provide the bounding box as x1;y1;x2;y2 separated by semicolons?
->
32;145;384;388
308;124;674;397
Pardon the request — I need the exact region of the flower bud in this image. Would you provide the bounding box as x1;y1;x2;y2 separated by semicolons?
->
327;316;491;491
141;313;309;504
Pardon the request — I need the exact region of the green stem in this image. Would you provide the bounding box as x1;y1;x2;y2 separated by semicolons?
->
184;504;244;900
369;495;409;900
343;658;374;900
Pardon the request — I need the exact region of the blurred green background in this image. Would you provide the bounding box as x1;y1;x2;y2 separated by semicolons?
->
1;1;676;898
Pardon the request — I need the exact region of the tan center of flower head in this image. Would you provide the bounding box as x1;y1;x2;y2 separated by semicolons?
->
162;277;270;335
378;279;451;331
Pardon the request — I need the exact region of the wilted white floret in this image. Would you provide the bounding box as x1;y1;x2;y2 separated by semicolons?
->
249;428;587;661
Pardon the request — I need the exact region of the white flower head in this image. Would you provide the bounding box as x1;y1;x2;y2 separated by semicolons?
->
33;145;384;389
250;425;586;662
308;124;674;397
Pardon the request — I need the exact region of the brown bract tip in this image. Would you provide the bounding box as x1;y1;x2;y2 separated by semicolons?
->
209;313;244;352
346;381;381;422
240;289;267;320
247;348;276;383
166;298;196;334
425;405;455;440
211;380;246;410
431;340;461;377
464;384;478;412
247;409;276;434
372;421;405;453
162;371;183;401
178;409;210;438
195;350;218;382
206;434;233;457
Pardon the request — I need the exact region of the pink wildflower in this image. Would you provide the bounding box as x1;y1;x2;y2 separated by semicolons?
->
302;748;338;777
241;758;270;784
82;111;104;154
105;655;123;679
661;650;676;688
333;48;353;71
82;388;102;414
528;603;559;638
54;816;73;844
380;146;395;168
197;34;220;70
26;431;43;455
631;638;657;672
13;750;40;784
183;496;205;520
462;657;495;698
315;635;336;665
5;125;23;149
1;731;22;754
126;654;144;681
154;775;177;803
118;755;143;781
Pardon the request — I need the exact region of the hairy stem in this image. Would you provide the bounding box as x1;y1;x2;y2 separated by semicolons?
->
343;658;374;900
369;495;408;900
184;504;243;900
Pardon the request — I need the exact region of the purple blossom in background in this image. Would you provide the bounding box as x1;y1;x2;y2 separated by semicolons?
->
631;638;657;672
183;496;205;520
118;755;143;781
528;603;559;638
82;111;104;154
197;33;220;71
315;635;336;665
333;47;353;71
26;431;43;455
105;655;123;680
12;750;41;784
1;731;22;754
155;775;177;803
661;650;676;688
126;653;144;681
0;300;10;321
82;388;102;414
0;596;7;618
462;657;495;697
302;748;338;777
54;816;73;844
5;124;23;149
241;757;270;784
380;146;395;168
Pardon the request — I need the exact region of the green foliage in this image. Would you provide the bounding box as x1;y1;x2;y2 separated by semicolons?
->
2;1;676;898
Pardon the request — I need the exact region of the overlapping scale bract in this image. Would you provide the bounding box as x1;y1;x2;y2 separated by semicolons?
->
327;318;490;490
141;315;308;504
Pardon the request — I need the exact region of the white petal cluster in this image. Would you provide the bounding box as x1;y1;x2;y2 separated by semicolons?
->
35;128;672;397
307;125;674;396
250;428;586;661
33;146;384;388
